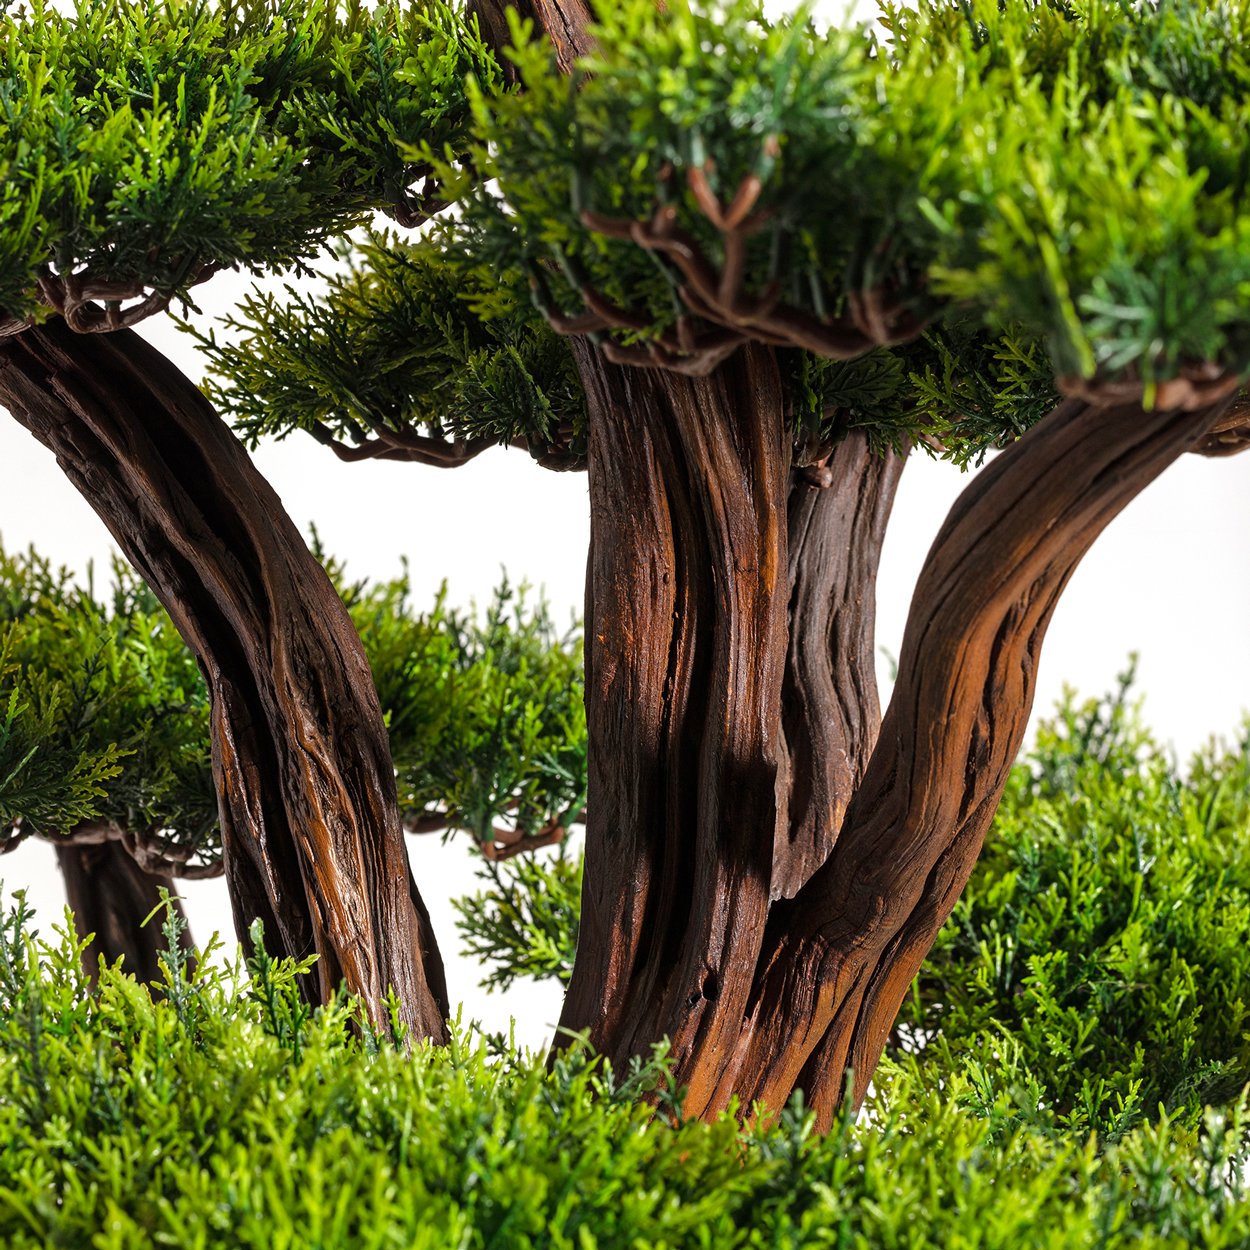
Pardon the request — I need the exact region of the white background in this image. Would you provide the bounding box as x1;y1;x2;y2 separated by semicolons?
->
2;2;1248;1044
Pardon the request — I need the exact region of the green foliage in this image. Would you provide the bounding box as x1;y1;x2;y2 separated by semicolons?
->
6;892;1250;1246
0;0;496;322
458;1;898;347
895;662;1250;1139
453;0;1250;404
453;846;582;990
0;544;214;864
883;0;1250;386
193;227;585;456
340;562;587;851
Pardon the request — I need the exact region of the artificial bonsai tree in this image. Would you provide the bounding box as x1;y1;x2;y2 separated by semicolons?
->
0;0;511;1034
0;537;585;982
4;0;1250;1128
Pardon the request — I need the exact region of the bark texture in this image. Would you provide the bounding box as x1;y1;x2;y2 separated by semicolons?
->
56;840;192;985
468;0;594;77
0;319;447;1037
558;339;791;1116
775;441;905;900
723;394;1230;1126
560;332;1231;1124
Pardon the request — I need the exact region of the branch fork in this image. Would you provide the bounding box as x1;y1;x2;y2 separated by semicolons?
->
540;158;931;374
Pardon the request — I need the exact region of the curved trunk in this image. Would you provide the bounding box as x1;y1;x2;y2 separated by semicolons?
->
561;334;1229;1123
558;342;900;1114
56;839;192;986
0;319;447;1038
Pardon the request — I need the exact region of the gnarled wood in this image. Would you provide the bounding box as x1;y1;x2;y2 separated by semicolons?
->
468;0;594;77
721;394;1233;1127
0;319;447;1037
56;839;192;985
775;437;905;900
556;339;790;1114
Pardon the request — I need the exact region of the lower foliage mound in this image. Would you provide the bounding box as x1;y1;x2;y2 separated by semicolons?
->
3;676;1250;1248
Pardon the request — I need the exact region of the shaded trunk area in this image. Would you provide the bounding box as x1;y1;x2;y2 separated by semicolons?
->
56;839;192;985
560;340;1229;1124
0;319;447;1037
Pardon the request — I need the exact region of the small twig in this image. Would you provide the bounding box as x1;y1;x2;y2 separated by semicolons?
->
562;159;931;373
1058;365;1243;413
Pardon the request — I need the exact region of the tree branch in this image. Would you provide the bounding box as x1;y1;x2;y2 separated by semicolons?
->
773;434;906;900
708;388;1236;1127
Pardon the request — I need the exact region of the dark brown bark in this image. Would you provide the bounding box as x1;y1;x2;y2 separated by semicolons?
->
557;339;790;1114
775;439;905;900
56;840;193;985
559;329;1230;1123
724;394;1232;1127
0;319;447;1037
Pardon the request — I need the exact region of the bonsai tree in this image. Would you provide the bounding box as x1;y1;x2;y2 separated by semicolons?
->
0;0;504;1037
0;538;585;982
4;0;1250;1129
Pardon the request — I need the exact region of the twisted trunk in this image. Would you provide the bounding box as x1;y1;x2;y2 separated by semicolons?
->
560;337;1229;1123
56;840;192;985
0;319;447;1037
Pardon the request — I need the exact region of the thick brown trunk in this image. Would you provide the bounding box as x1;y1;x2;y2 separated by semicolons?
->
557;340;790;1113
728;394;1231;1127
0;319;447;1038
56;839;192;985
560;334;1228;1123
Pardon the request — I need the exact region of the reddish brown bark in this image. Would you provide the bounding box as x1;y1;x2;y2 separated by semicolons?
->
468;0;594;77
56;840;193;985
557;340;790;1114
708;394;1231;1126
775;438;905;900
0;319;447;1037
558;328;1231;1123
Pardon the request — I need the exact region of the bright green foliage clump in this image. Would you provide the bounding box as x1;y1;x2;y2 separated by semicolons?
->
0;539;587;866
467;0;1250;389
204;0;1250;472
896;0;1250;386
5;893;1250;1248
896;666;1250;1139
341;563;587;850
462;3;882;335
0;0;496;323
0;545;213;864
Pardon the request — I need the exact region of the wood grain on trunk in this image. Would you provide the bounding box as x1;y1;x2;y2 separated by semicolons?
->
0;320;448;1037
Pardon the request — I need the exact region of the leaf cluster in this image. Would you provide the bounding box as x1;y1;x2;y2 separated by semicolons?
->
457;0;1250;401
194;228;585;456
896;662;1250;1139
6;892;1250;1246
340;562;587;852
0;543;214;865
0;0;496;323
452;845;582;991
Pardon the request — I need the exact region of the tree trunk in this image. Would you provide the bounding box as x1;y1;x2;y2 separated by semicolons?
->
0;319;447;1038
56;840;193;986
560;338;1230;1123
